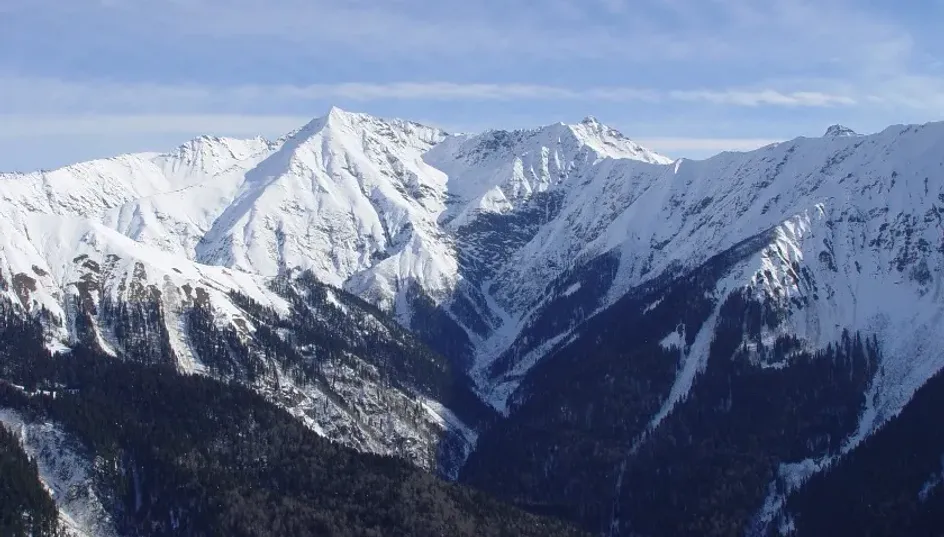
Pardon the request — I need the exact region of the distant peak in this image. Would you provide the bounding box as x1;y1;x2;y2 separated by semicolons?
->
573;116;621;137
291;107;357;137
323;106;361;125
562;117;672;164
179;134;219;147
277;107;448;155
568;116;625;139
327;105;350;118
172;133;270;151
824;124;859;138
168;134;227;156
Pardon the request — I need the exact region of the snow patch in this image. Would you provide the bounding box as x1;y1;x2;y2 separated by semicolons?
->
748;457;830;536
659;328;684;350
562;282;581;297
647;309;718;433
918;455;944;502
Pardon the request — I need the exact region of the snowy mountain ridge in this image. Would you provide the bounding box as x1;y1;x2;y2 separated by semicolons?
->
0;106;671;348
6;111;944;413
5;109;944;512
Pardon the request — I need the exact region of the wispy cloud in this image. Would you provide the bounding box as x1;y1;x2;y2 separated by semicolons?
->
226;83;857;107
668;90;856;107
0;77;858;114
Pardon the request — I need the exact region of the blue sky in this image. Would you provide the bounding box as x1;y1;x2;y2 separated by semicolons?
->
2;0;943;170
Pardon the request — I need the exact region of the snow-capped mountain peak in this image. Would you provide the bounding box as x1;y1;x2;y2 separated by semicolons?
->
422;117;672;231
298;106;448;148
567;117;672;163
189;107;457;318
303;105;372;132
824;123;859;137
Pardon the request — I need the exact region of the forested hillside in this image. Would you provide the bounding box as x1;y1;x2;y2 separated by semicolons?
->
0;422;63;537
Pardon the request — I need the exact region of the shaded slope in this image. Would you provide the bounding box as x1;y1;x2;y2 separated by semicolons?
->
787;365;944;537
0;420;62;537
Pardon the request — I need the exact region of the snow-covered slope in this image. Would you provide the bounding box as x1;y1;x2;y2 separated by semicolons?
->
459;122;944;532
0;107;670;349
426;116;670;229
0;135;273;221
196;108;454;306
480;122;944;420
103;137;277;259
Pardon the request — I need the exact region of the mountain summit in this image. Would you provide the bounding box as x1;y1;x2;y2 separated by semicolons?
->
824;123;859;137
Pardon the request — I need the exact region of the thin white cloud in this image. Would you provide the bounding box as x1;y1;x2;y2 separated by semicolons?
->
0;77;857;113
668;90;857;107
282;83;663;102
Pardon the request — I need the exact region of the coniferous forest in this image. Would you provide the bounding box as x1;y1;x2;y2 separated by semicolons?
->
788;366;944;536
0;422;63;537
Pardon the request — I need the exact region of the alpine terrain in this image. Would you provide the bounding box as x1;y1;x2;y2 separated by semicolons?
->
2;108;943;536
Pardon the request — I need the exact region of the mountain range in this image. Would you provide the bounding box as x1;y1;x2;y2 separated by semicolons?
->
1;108;943;536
